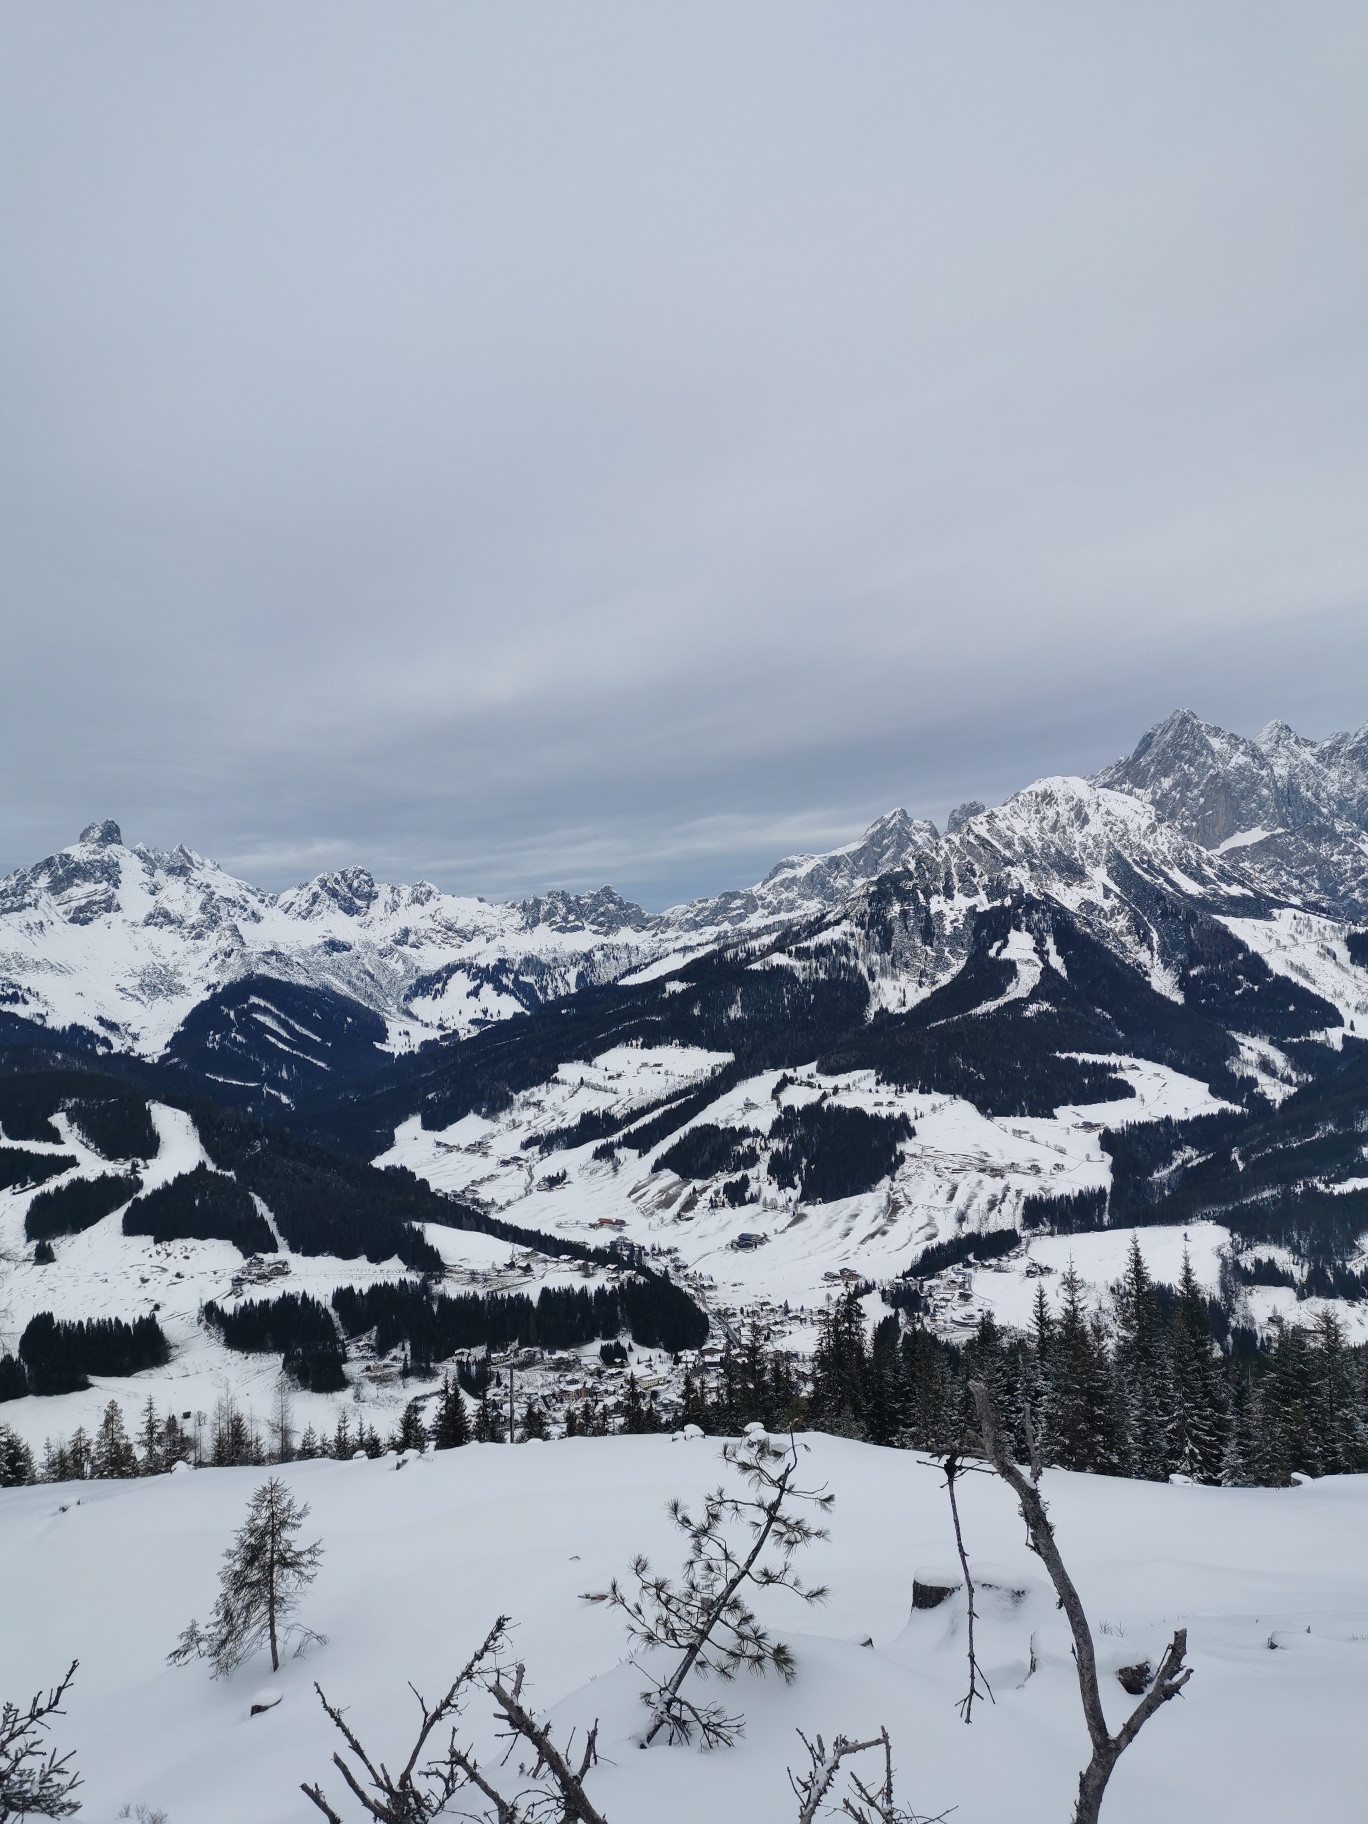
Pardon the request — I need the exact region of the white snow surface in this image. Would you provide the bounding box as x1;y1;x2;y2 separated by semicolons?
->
377;1043;1239;1323
1219;908;1368;1036
3;1435;1368;1822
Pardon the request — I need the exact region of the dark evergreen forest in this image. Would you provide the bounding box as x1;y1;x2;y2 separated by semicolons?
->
26;1171;143;1241
0;1147;75;1193
123;1165;276;1254
203;1292;347;1391
9;1310;169;1396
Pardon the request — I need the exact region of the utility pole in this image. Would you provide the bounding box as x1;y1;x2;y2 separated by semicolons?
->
508;1360;516;1444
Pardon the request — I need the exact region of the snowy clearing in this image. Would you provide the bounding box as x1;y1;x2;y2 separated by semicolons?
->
2;1435;1366;1822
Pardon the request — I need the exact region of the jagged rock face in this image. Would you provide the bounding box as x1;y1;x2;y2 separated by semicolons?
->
1097;709;1284;847
1098;706;1368;842
515;886;651;935
1096;708;1368;917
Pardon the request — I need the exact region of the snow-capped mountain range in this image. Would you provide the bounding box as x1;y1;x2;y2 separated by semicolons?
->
3;708;1365;1074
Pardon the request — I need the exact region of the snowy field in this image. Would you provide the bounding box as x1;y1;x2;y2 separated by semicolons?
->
3;1434;1366;1823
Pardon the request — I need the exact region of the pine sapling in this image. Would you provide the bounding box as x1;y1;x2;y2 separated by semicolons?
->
169;1477;324;1677
0;1660;81;1821
610;1432;832;1748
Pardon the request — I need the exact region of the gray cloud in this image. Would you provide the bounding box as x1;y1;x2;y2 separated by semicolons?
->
3;2;1366;905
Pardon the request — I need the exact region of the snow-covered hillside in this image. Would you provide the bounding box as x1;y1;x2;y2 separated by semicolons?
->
3;1434;1366;1822
378;1040;1240;1319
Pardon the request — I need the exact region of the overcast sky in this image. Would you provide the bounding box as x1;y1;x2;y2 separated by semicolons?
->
2;4;1365;907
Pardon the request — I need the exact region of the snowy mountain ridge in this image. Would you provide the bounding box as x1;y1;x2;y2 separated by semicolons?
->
2;708;1365;1077
0;820;657;1056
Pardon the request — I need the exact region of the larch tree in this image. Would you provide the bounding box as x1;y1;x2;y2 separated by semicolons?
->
169;1478;324;1677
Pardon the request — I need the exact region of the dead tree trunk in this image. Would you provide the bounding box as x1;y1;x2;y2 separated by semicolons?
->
968;1380;1192;1824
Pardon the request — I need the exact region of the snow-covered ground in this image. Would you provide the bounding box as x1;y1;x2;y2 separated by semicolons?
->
0;1095;686;1459
378;1044;1240;1319
3;1434;1367;1822
1219;908;1368;1038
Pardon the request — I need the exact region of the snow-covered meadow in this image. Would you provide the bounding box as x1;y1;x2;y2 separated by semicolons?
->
3;1433;1365;1822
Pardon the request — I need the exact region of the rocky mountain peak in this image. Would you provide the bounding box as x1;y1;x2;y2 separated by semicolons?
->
78;818;124;847
516;885;650;935
946;800;986;835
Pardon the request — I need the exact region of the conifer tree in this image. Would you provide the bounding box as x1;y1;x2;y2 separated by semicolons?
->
620;1374;662;1435
679;1369;706;1431
212;1391;262;1468
610;1434;832;1748
92;1400;138;1479
169;1478;324;1676
0;1424;34;1488
270;1374;296;1464
395;1399;428;1454
432;1375;470;1449
330;1410;353;1461
59;1428;92;1483
472;1392;504;1443
162;1410;193;1469
865;1313;907;1446
1167;1253;1226;1482
567;1394;610;1437
1044;1267;1119;1473
1309;1308;1365;1474
296;1424;322;1461
962;1311;1017;1454
136;1395;164;1476
1221;1365;1261;1487
1113;1237;1171;1481
899;1322;955;1454
0;1660;81;1820
808;1292;868;1438
518;1400;550;1441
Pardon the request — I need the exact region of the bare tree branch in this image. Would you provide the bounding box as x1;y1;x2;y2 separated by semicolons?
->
302;1618;511;1822
789;1730;882;1824
968;1380;1192;1824
840;1726;955;1824
304;1621;608;1824
486;1668;606;1824
937;1456;993;1724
